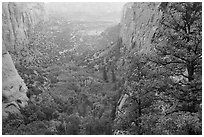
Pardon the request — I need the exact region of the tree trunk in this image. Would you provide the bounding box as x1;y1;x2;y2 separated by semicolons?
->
187;62;194;82
111;68;116;83
103;66;108;82
138;97;142;135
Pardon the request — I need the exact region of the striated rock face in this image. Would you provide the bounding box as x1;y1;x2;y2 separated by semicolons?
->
2;2;46;117
119;2;161;54
2;2;47;63
114;2;163;78
97;3;162;84
115;2;163;113
114;2;162;76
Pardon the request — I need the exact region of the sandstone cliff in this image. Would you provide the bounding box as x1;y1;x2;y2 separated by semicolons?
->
2;2;47;63
111;2;162;78
119;2;161;54
2;2;46;117
93;3;163;84
2;42;28;117
116;2;163;112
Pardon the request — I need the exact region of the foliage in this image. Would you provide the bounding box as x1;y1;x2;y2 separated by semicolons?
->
3;74;116;135
113;2;202;135
114;54;160;134
152;2;202;110
3;2;202;135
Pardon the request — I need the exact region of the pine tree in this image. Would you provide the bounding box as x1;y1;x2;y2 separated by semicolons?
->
152;2;202;115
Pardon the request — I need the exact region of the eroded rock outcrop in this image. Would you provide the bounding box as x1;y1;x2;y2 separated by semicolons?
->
2;2;46;117
2;42;28;118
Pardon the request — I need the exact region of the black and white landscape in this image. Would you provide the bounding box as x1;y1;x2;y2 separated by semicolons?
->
2;2;202;135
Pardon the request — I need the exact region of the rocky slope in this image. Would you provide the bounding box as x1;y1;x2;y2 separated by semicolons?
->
2;2;46;117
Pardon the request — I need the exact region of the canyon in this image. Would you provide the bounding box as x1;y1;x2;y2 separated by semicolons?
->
2;2;202;135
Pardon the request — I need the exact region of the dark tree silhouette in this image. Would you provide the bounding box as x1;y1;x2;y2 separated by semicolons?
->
152;2;202;115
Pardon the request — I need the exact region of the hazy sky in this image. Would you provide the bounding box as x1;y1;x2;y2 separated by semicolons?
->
45;2;126;22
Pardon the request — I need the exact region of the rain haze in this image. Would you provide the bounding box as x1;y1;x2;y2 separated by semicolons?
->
45;2;125;22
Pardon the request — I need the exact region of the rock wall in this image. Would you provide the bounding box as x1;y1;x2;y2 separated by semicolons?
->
119;2;161;54
2;2;47;63
116;2;163;112
2;2;46;117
